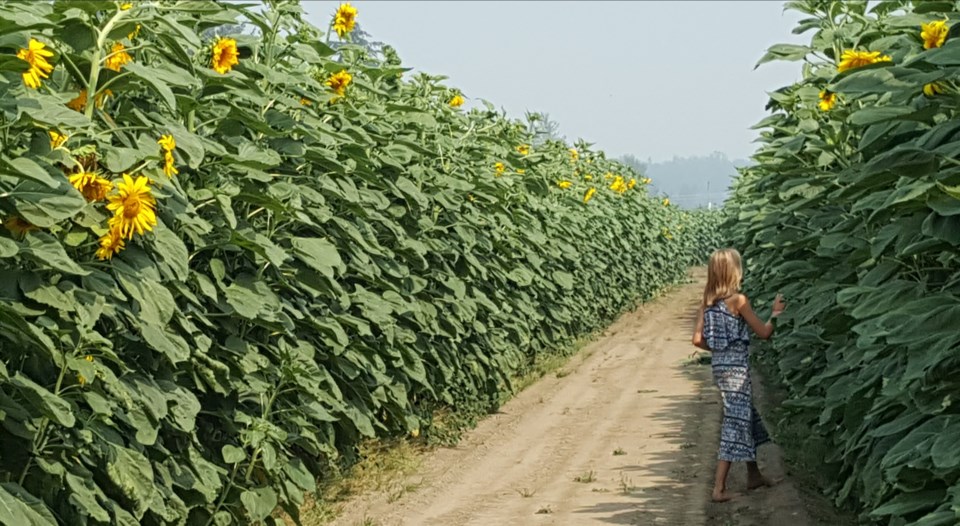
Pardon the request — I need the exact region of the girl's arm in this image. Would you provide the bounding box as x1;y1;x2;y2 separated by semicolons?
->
691;305;710;350
731;294;785;340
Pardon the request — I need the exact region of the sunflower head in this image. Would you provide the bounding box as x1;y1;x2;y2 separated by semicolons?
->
69;170;113;202
95;226;126;260
449;94;465;108
212;37;239;74
818;90;837;111
17;38;54;89
558;180;572;189
333;3;358;39
838;49;892;73
49;130;68;149
105;42;132;72
4;216;38;238
158;134;176;152
517;144;530;156
662;198;670;206
326;70;353;99
569;148;579;162
106;174;157;239
922;19;949;50
627;178;637;189
583;187;597;203
924;82;947;97
494;162;506;176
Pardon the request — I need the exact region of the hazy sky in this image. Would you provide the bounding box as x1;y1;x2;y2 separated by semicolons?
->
303;1;808;163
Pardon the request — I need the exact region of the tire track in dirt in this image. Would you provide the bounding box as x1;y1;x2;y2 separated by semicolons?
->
330;268;817;526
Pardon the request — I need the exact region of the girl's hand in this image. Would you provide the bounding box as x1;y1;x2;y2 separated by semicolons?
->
772;294;786;317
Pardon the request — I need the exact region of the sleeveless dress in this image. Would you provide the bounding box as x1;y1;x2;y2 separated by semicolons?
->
702;299;770;462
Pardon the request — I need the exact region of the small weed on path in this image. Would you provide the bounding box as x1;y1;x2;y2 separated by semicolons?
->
613;447;626;456
574;470;597;483
516;487;536;498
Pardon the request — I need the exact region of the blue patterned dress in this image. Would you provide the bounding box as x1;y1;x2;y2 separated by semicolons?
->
702;299;770;462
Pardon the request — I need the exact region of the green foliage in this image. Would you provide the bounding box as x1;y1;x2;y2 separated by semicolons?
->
0;1;719;524
731;1;960;523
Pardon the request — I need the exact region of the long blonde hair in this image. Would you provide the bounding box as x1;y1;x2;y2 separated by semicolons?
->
703;248;742;307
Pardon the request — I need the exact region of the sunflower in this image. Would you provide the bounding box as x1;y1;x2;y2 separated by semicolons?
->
494;162;506;177
662;198;670;206
4;216;37;238
326;70;352;99
66;89;112;112
609;175;627;194
128;23;141;41
158;134;178;177
924;82;947;97
300;97;312;106
106;174;157;239
69;170;113;202
95;226;126;260
642;177;652;185
120;2;133;9
449;94;465;108
818;90;837;111
333;3;358;39
211;37;239;74
105;42;132;72
49;130;68;149
569;148;579;162
921;20;949;49
627;178;637;190
837;49;892;73
583;187;596;203
558;180;572;189
516;169;526;175
517;144;530;156
17;38;55;89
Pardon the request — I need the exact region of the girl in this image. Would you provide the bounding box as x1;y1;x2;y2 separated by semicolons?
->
692;248;785;503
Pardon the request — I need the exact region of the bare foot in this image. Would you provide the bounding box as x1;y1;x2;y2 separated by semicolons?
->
711;489;742;503
747;475;781;490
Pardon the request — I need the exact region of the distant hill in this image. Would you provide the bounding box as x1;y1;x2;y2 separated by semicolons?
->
619;152;748;209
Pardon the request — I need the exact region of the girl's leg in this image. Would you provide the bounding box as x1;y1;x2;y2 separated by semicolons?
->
712;460;738;502
746;461;779;489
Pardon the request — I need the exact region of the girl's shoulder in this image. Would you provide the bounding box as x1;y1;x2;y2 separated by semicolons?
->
725;293;749;315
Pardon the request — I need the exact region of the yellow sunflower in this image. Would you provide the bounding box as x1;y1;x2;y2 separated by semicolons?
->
583;187;596;203
516;169;526;175
211;37;239;74
609;175;627;194
95;227;126;260
300;97;313;106
837;49;892;73
326;70;352;100
558;180;572;189
922;20;949;49
333;3;358;39
924;82;947;96
818;90;836;111
105;42;132;72
627;178;637;189
17;38;54;89
158;134;178;177
68;171;113;202
662;198;670;206
494;162;506;177
517;144;530;156
449;94;465;108
128;23;141;41
569;148;579;162
120;2;133;10
642;177;652;185
49;130;68;149
4;216;38;238
66;89;113;112
106;174;157;239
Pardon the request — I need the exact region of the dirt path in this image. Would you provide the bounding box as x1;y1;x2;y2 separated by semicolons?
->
330;269;824;526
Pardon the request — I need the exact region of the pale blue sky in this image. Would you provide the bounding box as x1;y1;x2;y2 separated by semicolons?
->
303;1;808;163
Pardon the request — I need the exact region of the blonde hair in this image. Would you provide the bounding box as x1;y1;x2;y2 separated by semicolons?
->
703;248;742;307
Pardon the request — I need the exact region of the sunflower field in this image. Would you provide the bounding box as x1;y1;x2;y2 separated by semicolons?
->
730;0;960;523
0;1;722;524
